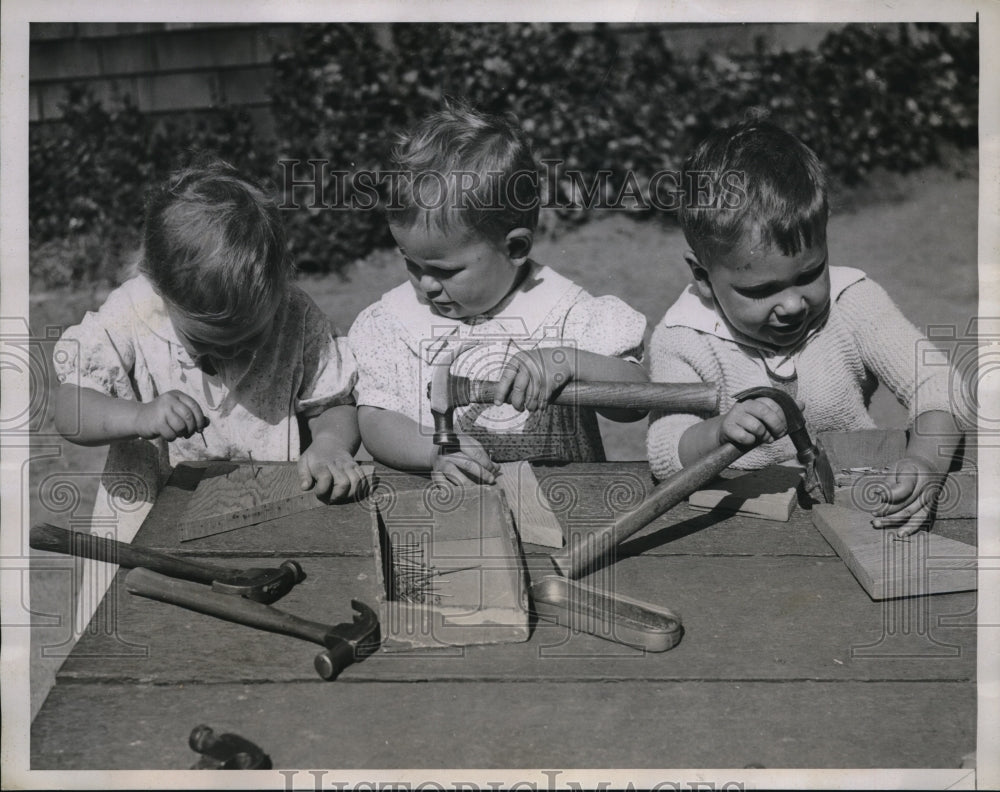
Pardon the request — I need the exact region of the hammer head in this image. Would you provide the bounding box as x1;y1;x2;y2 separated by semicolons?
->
428;343;485;450
733;386;836;503
209;559;306;604
314;599;380;680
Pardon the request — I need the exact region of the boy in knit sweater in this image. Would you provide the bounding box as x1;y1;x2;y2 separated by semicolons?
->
646;121;964;536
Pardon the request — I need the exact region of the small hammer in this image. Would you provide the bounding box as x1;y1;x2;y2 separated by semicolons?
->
548;386;836;579
428;359;720;449
30;522;305;604
125;567;379;680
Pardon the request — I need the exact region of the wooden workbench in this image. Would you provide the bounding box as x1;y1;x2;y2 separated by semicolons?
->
30;461;977;770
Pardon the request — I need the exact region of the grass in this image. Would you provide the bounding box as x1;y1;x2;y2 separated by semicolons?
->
25;160;979;718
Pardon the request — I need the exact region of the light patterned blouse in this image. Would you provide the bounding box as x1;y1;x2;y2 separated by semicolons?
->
349;261;647;463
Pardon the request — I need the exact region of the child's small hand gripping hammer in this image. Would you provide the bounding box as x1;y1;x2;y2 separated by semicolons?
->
548;386;837;579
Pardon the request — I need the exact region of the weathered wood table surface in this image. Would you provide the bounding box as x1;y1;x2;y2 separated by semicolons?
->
31;460;977;770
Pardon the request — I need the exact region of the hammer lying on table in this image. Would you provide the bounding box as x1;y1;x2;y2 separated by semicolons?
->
30;523;305;604
125;568;380;680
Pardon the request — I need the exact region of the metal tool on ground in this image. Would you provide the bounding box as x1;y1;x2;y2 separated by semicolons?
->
429;362;719;449
124;567;379;679
189;724;272;769
30;522;305;604
547;386;836;580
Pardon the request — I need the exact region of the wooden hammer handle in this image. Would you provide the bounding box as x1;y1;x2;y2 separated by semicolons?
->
125;567;331;646
468;380;719;413
549;442;745;579
30;522;229;585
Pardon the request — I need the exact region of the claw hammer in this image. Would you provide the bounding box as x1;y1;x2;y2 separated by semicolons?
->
549;386;837;579
125;568;379;679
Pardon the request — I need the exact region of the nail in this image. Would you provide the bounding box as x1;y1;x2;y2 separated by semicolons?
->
248;450;259;478
199;430;207;447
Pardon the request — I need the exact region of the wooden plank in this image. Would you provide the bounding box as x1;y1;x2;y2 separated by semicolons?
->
497;460;565;547
819;429;908;473
371;486;530;650
833;470;978;520
178;461;374;542
812;504;977;600
179;461;324;541
31;679;976;769
57;555;975;685
687;465;802;522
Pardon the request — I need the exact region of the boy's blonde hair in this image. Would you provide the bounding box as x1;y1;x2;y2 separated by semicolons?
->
679;121;828;265
387;102;540;240
140;158;290;323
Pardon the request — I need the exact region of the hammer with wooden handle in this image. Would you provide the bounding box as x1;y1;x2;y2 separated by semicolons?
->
428;360;719;449
125;567;379;679
547;386;836;579
30;522;305;604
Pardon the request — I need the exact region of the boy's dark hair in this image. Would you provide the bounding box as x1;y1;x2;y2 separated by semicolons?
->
140;157;290;323
387;101;540;240
679;121;828;264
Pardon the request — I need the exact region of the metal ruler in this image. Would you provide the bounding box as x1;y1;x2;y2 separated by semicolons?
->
180;491;326;542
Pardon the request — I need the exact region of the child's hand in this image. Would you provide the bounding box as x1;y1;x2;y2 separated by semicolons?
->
870;455;944;536
493;347;574;412
298;437;367;502
718;396;790;448
432;434;500;486
134;391;207;441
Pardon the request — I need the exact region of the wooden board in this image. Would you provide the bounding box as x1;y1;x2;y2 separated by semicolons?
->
687;465;802;522
31;679;976;770
497;460;565;547
370;485;530;650
819;430;977;519
812;504;977;600
178;461;373;541
819;429;908;473
59;556;976;685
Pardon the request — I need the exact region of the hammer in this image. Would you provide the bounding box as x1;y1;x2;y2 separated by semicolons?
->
30;522;305;604
428;358;720;449
548;386;836;579
124;567;379;679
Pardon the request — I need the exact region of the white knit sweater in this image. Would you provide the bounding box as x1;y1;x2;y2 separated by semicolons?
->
646;272;956;478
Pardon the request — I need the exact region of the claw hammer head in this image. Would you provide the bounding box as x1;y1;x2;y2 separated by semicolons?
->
733;386;836;503
313;599;380;680
210;559;306;604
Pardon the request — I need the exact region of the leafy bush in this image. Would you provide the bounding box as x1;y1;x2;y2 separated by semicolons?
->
271;21;978;273
29;85;273;288
30;22;977;286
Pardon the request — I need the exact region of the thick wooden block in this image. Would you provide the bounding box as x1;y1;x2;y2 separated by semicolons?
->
687;465;801;522
497;461;565;547
812;504;976;600
371;485;529;651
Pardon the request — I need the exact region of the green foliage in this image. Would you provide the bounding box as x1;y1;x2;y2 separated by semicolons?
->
271;22;978;273
30;22;977;287
29;85;272;288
